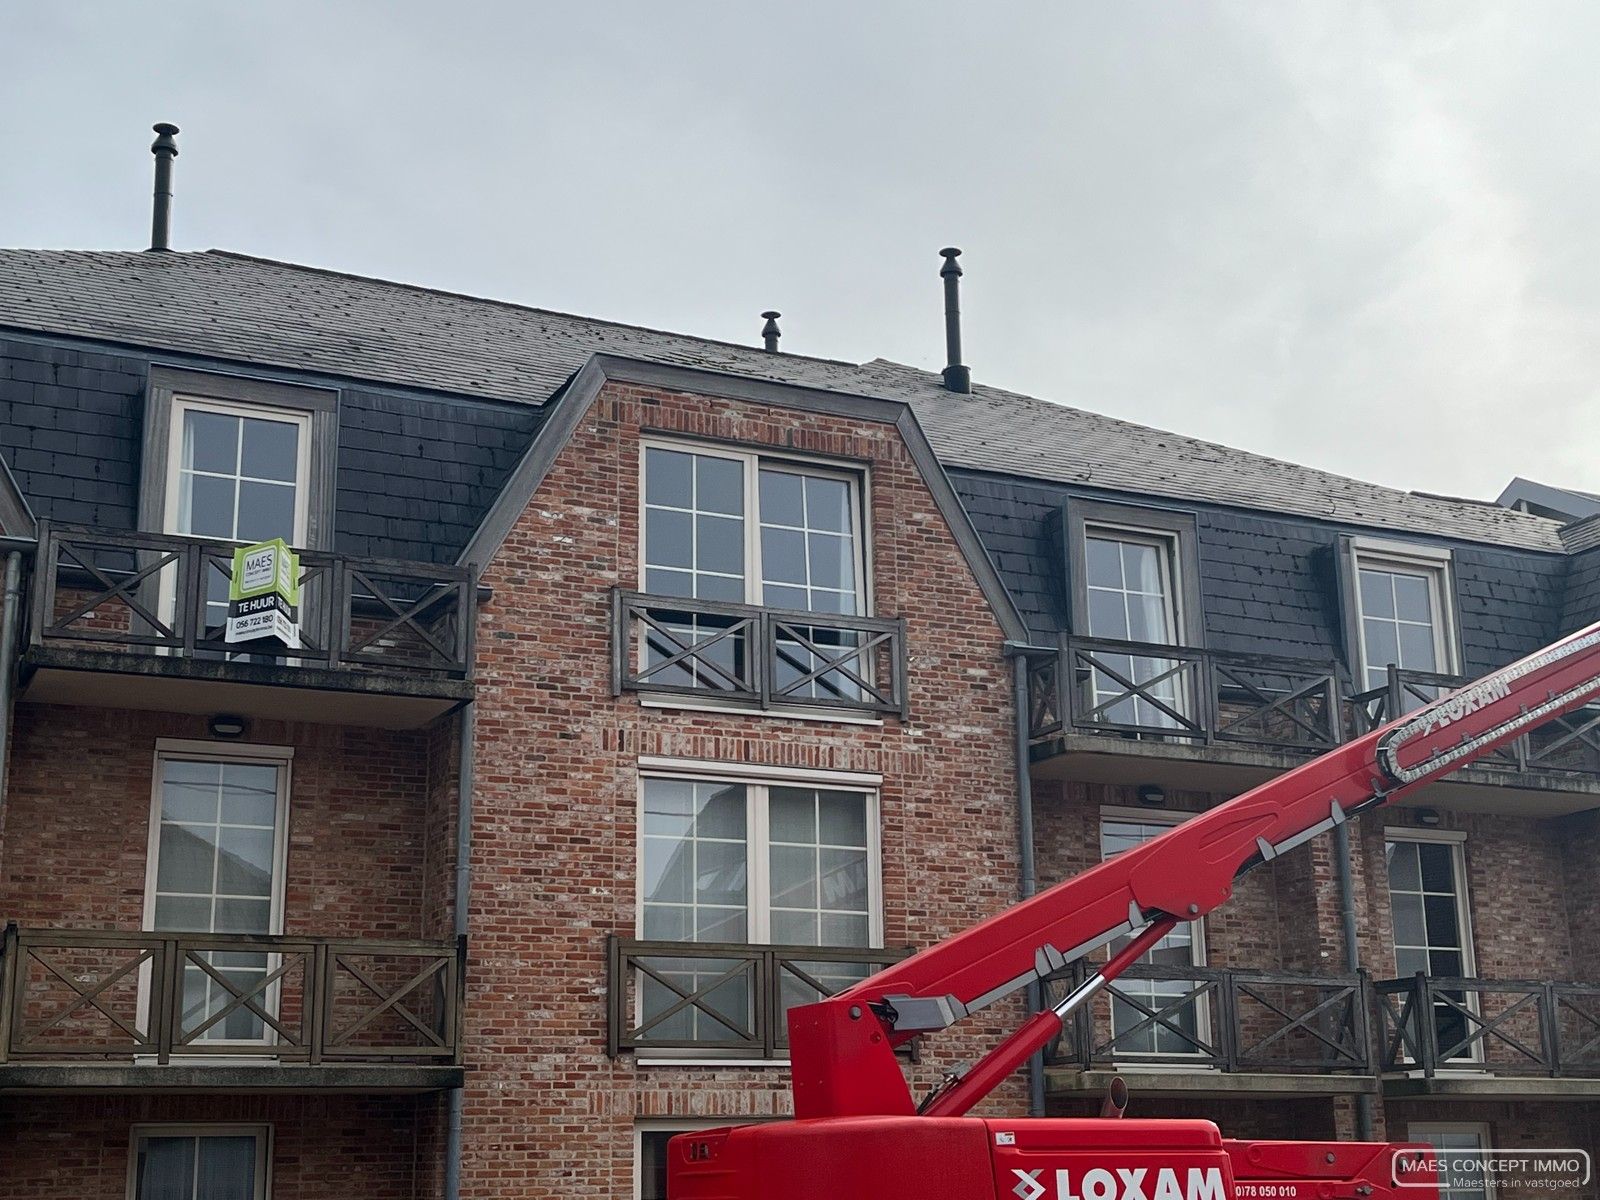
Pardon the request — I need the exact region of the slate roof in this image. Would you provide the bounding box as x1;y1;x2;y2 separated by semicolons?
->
0;247;1569;552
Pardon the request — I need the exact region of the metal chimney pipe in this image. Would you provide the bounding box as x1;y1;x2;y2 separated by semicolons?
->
939;247;971;393
149;123;180;252
761;311;782;353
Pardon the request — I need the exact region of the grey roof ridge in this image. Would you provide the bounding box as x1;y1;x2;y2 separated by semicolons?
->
201;249;867;372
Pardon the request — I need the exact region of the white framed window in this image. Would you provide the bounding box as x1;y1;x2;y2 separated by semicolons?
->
1386;829;1477;1064
1082;525;1185;729
635;765;881;1044
1351;542;1458;693
640;440;867;614
1408;1123;1494;1200
143;742;291;1046
128;1125;271;1200
1100;808;1208;1057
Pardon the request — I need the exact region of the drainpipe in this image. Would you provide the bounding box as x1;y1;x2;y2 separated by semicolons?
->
445;700;475;1199
1332;820;1374;1140
1006;643;1047;1116
0;551;25;812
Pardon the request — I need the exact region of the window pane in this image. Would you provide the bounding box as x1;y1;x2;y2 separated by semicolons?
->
696;515;744;576
1423;895;1462;949
696;456;744;515
645;509;693;570
1359;569;1395;619
183;474;237;539
640;1131;674;1200
1127;592;1168;643
642;905;691;941
818;791;867;847
696;906;747;942
1085;538;1123;588
236;481;297;543
157;824;217;894
770;909;817;945
769;789;816;843
819;847;868;912
1123;542;1163;594
760;527;807;585
220;765;279;826
1419;843;1456;893
808;533;853;591
1390;892;1426;947
643;779;694;837
135;1135;196;1200
1087;589;1128;639
762;583;808;610
1398;623;1437;671
758;469;805;527
196;1134;259;1199
645;567;693;598
696;784;746;840
163;761;222;822
645;448;694;508
1363;618;1399;668
805;477;850;534
1392;574;1433;623
1386;841;1421;892
696;839;747;908
769;845;818;910
240;417;300;483
643;839;692;905
820;913;869;947
216;827;275;897
153;895;212;932
184;410;240;475
214;898;271;934
696;573;744;602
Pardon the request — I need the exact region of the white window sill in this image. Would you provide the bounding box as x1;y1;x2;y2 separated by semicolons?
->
638;695;885;727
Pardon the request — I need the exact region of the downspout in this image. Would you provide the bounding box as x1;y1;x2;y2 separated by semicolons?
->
445;700;475;1199
1332;820;1374;1140
0;550;25;812
1007;644;1046;1116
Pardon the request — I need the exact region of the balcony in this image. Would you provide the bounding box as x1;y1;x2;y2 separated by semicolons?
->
606;937;907;1059
1027;638;1600;810
1376;973;1600;1100
0;925;463;1094
20;522;476;729
611;589;908;719
1043;962;1375;1099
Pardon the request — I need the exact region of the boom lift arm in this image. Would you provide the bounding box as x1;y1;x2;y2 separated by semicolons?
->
788;621;1600;1122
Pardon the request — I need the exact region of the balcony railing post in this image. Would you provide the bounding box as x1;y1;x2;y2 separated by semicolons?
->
27;520;50;649
1541;981;1561;1077
1355;969;1374;1075
1072;959;1093;1069
155;934;180;1065
756;610;773;711
0;922;17;1064
893;616;910;721
328;560;351;670
1385;663;1403;723
1323;666;1341;746
759;948;777;1060
308;941;329;1066
1413;972;1437;1078
1200;654;1219;746
1218;969;1239;1071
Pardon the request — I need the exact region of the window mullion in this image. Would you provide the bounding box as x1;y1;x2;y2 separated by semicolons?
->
746;454;761;605
750;784;769;942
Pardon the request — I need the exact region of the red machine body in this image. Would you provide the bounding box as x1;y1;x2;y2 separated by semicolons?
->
670;621;1600;1199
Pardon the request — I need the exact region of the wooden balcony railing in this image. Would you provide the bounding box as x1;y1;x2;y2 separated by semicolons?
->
606;937;908;1058
1028;636;1342;753
1044;962;1372;1076
1376;973;1600;1078
0;925;464;1066
28;521;476;684
612;590;908;717
1350;665;1600;778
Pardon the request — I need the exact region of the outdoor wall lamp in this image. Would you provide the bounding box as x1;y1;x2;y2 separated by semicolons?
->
208;713;248;739
1137;784;1166;807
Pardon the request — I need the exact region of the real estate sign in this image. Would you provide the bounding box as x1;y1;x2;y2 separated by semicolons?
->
226;538;301;648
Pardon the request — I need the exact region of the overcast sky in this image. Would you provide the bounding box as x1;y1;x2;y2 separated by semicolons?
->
3;2;1597;502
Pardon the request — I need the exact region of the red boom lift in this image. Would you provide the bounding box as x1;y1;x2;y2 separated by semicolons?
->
668;620;1600;1200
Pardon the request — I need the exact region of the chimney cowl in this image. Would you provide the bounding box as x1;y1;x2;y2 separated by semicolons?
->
148;122;180;252
939;247;971;393
761;311;781;353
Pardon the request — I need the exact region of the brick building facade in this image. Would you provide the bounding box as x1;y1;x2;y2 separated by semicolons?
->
0;247;1596;1198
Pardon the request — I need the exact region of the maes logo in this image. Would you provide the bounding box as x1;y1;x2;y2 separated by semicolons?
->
1012;1167;1226;1200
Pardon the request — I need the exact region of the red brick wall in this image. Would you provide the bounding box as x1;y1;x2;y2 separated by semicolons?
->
0;705;435;938
458;381;1019;1197
0;1094;426;1199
